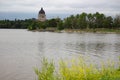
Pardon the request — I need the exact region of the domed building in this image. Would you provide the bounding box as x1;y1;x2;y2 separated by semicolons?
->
38;7;46;22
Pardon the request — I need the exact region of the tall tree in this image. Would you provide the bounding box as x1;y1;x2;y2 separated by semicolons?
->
113;14;120;29
78;12;87;29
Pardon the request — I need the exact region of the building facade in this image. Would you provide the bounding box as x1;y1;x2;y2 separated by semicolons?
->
38;8;46;22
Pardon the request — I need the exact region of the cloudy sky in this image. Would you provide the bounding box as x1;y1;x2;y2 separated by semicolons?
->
0;0;120;19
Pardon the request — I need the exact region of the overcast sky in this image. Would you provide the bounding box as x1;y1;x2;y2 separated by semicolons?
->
0;0;120;19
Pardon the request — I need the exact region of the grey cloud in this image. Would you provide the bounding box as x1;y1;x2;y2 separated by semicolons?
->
0;0;119;16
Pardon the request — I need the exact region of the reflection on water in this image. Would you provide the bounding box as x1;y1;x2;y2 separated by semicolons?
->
0;29;120;80
65;42;106;55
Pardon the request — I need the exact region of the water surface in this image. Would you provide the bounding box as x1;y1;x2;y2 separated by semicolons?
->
0;29;120;80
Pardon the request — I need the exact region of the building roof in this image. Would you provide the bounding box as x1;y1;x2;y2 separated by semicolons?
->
39;7;45;14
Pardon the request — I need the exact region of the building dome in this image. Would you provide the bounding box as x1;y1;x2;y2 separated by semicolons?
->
38;7;46;22
39;8;45;14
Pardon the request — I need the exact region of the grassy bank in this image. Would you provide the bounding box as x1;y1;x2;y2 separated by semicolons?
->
34;57;120;80
29;28;120;34
61;28;120;33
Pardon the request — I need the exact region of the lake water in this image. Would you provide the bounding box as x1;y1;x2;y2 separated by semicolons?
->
0;29;120;80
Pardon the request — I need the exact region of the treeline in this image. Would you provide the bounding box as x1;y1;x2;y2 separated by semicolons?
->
63;12;120;29
0;12;120;30
0;18;61;30
0;18;35;29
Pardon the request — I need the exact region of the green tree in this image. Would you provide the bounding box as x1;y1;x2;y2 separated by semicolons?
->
78;12;87;29
48;19;57;27
57;20;64;30
28;22;36;30
113;14;120;29
63;17;71;29
87;13;95;29
103;16;113;29
93;12;105;28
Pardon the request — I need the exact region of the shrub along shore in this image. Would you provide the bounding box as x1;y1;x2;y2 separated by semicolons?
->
34;57;120;80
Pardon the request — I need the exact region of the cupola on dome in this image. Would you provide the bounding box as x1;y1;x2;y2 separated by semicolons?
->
39;8;45;14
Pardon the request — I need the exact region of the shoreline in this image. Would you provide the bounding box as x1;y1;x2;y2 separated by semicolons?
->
29;28;120;34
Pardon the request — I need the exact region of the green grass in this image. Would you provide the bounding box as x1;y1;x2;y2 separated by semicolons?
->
34;57;120;80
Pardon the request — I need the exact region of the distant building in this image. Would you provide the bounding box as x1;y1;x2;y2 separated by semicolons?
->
38;7;46;22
